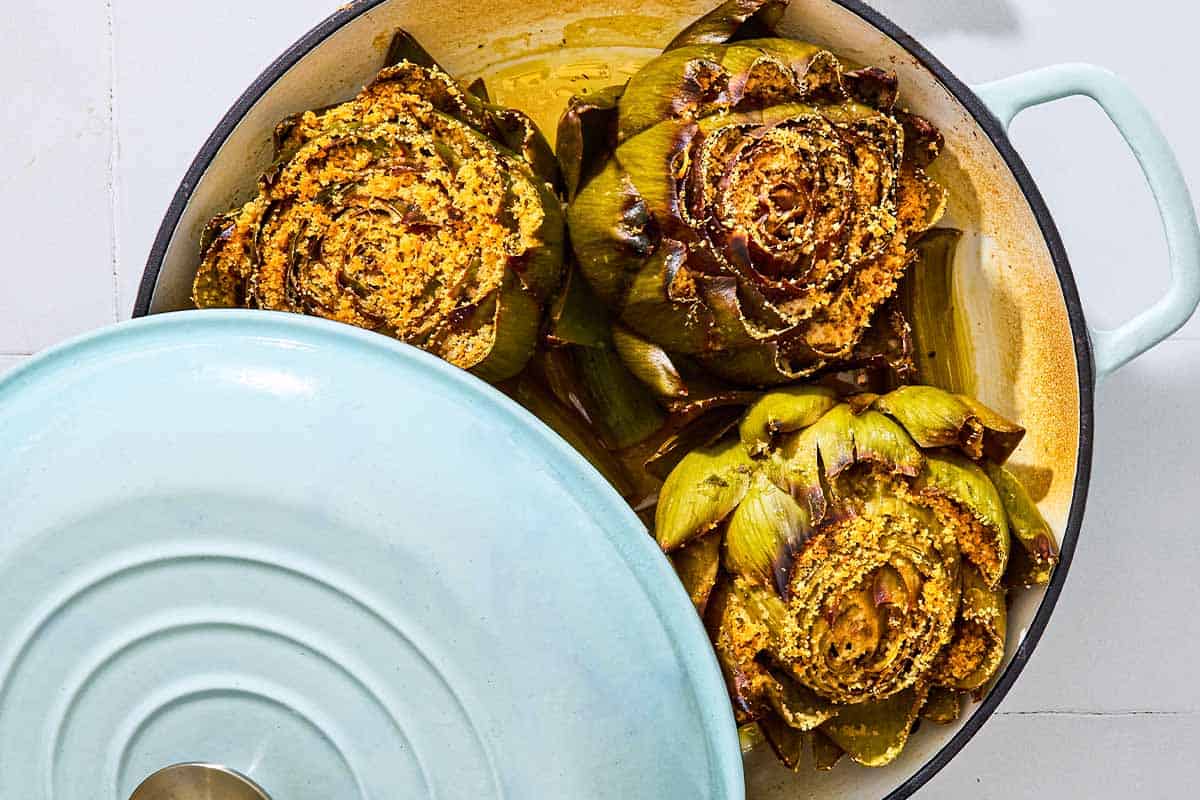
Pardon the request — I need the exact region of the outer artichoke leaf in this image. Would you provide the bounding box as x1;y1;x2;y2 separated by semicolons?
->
368;62;492;134
843;66;900;111
756;711;807;771
670;530;722;614
708;577;772;722
938;565;1007;691
193;212;244;308
485;104;562;189
919;452;1010;588
645;405;745;481
557;84;624;200
545;266;610;349
728;38;822;76
724;473;812;590
919;686;963;724
699;342;823;387
984;461;1059;586
656;437;754;550
665;0;787;51
763;667;838;731
847;409;925;478
702;277;791;349
739;722;766;754
811;729;845;771
819;686;927;767
874;385;984;457
512;177;567;301
574;344;666;449
958;394;1025;463
617;45;727;141
738;385;839;452
464;277;541;383
694;100;814;135
900;228;976;394
620;240;714;354
384;28;441;70
614;117;696;220
568;161;658;307
466;76;490;101
612;325;689;398
511;374;635;498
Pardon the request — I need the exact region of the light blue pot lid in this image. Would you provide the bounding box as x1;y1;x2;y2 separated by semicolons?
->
0;310;743;800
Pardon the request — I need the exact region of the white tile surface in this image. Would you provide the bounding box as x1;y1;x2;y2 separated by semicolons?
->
0;1;115;353
924;712;1200;797
3;0;1200;796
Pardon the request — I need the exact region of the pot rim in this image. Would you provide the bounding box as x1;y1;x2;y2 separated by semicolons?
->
132;1;1096;796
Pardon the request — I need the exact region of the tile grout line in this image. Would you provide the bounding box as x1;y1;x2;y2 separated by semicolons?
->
104;0;122;324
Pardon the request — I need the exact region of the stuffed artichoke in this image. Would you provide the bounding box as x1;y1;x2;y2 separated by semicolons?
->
656;384;1058;768
560;0;945;388
193;32;564;382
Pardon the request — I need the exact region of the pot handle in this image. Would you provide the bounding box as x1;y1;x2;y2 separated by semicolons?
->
973;64;1200;379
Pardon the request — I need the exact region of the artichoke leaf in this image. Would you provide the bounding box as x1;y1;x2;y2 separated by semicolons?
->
665;0;787;51
485;104;562;189
670;530;723;614
937;565;1007;691
510;373;635;498
811;729;845;771
655;437;754;550
462;275;541;383
545;266;610;349
569;162;660;307
384;29;441;70
819;685;927;767
756;711;807;771
617;46;727;142
985;461;1059;586
193;212;244;308
958;394;1025;464
920;686;963;724
699;342;824;387
510;177;568;301
644;405;745;481
875;384;999;459
900;228;975;394
614;117;697;220
739;722;766;754
620;240;714;354
739;385;839;453
574;344;665;449
763;667;838;731
724;473;812;591
612;325;689;399
918;452;1010;588
557;85;624;200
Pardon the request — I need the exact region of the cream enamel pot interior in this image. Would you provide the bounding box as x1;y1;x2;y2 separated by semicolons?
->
133;0;1200;797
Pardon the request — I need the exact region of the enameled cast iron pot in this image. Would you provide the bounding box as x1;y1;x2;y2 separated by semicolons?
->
133;0;1200;796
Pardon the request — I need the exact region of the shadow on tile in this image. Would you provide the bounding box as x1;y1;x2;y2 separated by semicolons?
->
866;0;1021;38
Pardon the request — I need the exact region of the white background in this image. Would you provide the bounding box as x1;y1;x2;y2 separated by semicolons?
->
1;0;1196;796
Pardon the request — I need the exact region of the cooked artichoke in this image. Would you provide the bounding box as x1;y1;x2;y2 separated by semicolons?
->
656;384;1058;768
193;31;564;382
560;0;946;388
